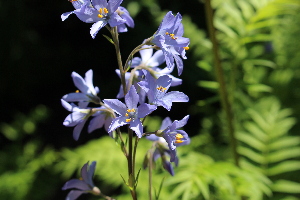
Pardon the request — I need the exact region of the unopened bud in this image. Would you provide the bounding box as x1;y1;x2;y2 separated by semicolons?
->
92;186;101;195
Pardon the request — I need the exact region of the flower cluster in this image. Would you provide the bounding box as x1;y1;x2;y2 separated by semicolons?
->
61;2;191;199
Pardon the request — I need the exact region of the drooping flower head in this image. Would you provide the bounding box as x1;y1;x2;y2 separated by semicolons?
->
138;70;189;111
103;85;157;138
152;11;190;75
61;100;94;141
62;161;100;200
156;115;190;162
63;69;100;105
88;105;114;137
61;0;126;38
145;133;177;176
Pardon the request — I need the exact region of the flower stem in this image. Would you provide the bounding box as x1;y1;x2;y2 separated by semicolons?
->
110;26;127;95
128;128;138;200
204;0;240;166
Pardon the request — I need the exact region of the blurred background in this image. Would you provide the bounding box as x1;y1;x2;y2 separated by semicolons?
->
0;0;300;199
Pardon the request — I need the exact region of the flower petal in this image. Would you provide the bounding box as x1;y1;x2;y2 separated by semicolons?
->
90;20;107;39
65;190;85;200
137;103;157;118
88;113;105;133
160;117;172;130
63;93;90;102
103;99;126;116
73;119;87;140
61;11;74;21
125;85;139;109
129;119;143;138
62;179;90;191
108;116;127;132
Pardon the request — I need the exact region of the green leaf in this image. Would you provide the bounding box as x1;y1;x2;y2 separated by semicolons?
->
154;176;165;200
238;146;264;164
197;81;219;90
272;180;300;193
267;147;300;163
102;34;114;45
267;160;300;176
237;131;265;151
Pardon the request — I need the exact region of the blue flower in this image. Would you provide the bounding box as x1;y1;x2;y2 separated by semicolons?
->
157;116;190;162
138;70;189;111
116;6;134;32
62;161;100;200
88;106;114;137
103;85;157;138
61;0;90;21
61;99;93;140
61;0;126;38
152;11;190;76
146;134;177;176
62;69;100;105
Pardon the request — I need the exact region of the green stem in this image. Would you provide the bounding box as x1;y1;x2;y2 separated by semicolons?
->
110;26;127;95
148;149;153;200
204;0;240;167
128;128;137;200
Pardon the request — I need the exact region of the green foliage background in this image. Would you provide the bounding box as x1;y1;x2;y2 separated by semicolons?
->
1;0;300;199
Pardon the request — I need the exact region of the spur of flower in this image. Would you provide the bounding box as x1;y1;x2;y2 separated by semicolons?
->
103;85;157;138
61;0;126;39
63;69;100;105
152;11;190;76
62;161;100;200
138;70;189;111
155;115;190;162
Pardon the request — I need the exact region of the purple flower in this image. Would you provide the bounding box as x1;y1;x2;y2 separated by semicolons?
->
62;161;100;200
152;11;190;76
156;116;190;162
146;134;177;176
61;99;93;141
61;0;90;21
63;69;100;105
115;69;146;104
138;70;189;111
116;6;134;32
103;86;157;138
61;0;126;39
88;106;114;137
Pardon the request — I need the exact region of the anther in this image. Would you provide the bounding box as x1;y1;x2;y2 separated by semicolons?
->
99;8;103;14
157;86;167;92
175;140;184;144
98;14;103;18
176;134;184;139
104;8;108;14
126;118;132;122
76;90;80;93
183;47;189;50
165;32;169;35
125;113;129;117
69;0;77;2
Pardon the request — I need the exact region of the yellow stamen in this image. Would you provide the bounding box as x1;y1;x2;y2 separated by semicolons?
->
157;86;167;92
175;140;184;144
127;109;131;112
165;32;169;35
104;8;108;14
125;113;129;117
126;118;132;122
99;8;103;14
98;14;103;18
169;34;175;37
69;0;77;2
76;90;80;93
183;47;189;50
176;134;184;139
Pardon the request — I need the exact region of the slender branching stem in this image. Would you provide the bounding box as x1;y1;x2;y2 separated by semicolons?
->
110;26;127;95
204;0;240;166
